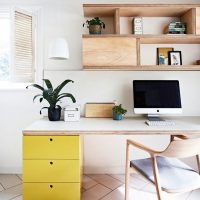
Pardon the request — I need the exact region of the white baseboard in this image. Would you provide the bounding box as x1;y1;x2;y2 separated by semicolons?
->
83;165;125;174
0;167;22;174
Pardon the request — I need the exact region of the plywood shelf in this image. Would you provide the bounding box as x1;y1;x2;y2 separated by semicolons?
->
83;65;200;71
82;4;200;71
83;4;199;17
83;34;200;44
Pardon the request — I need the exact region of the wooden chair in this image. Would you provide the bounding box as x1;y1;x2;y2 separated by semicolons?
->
125;135;200;200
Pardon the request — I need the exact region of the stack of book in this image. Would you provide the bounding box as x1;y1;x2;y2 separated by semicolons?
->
166;22;186;34
132;17;143;34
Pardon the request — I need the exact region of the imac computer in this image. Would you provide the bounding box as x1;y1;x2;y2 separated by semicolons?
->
133;80;182;124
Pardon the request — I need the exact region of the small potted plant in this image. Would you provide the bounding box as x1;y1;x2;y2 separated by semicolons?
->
83;17;105;34
26;79;76;121
112;104;127;120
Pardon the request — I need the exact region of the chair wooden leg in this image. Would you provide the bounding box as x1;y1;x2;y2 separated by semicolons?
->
196;155;200;174
125;141;130;200
151;156;162;200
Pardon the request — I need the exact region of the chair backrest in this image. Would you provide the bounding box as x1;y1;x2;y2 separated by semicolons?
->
159;137;200;158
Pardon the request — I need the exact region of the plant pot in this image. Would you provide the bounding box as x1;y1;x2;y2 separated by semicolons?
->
89;25;102;34
48;107;61;121
112;112;123;120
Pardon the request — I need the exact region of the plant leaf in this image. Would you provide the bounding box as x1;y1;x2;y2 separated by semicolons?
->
54;79;74;96
26;84;44;91
43;89;55;107
43;79;53;90
56;93;76;103
40;107;49;115
33;94;42;102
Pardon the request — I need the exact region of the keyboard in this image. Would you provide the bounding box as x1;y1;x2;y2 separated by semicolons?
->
145;120;175;126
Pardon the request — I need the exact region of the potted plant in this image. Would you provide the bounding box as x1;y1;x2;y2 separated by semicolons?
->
83;17;105;34
112;104;127;120
26;79;76;121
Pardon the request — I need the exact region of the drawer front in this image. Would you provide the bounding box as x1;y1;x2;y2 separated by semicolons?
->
23;160;80;182
23;136;80;159
23;183;80;200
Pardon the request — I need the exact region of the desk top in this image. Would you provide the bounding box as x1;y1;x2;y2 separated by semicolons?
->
23;117;200;136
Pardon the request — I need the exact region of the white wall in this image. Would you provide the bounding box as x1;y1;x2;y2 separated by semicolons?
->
0;0;200;174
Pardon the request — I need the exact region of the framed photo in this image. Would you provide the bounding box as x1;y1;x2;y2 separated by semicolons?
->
157;47;174;65
168;51;182;65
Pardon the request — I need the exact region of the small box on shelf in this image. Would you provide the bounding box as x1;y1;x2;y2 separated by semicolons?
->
132;17;143;34
64;105;80;122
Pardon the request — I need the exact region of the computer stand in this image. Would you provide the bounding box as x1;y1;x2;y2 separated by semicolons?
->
147;115;165;122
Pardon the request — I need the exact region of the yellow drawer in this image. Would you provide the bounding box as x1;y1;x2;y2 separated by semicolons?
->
23;136;80;159
23;183;80;200
23;160;80;182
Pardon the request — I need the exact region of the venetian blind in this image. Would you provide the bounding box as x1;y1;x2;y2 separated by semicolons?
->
0;7;10;18
14;10;34;82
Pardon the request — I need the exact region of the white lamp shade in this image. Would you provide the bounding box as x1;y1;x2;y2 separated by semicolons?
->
49;38;69;60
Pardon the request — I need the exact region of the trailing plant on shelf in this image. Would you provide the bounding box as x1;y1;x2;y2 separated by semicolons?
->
83;17;105;34
26;79;76;121
112;104;127;120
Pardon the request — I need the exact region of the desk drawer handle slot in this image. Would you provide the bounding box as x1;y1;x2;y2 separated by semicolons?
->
50;161;53;165
50;185;53;188
50;138;53;142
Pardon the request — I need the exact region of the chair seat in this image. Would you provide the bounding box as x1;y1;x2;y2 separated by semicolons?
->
130;156;200;192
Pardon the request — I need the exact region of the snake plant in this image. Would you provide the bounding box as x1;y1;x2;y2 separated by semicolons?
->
26;79;76;114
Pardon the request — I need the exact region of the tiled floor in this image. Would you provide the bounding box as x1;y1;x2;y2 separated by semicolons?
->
0;173;200;200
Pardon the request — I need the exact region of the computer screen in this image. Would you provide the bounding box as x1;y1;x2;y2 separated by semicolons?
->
133;80;182;115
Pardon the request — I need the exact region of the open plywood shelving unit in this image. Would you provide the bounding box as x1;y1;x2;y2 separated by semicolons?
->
82;4;200;71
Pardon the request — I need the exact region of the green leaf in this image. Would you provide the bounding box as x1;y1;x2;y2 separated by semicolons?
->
43;79;53;90
26;84;44;91
40;107;49;115
33;94;42;102
56;93;76;103
54;80;74;96
43;89;55;107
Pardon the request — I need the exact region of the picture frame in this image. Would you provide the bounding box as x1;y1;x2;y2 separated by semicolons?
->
168;51;182;65
157;47;174;65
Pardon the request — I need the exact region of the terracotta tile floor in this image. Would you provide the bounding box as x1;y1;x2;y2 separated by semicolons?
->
0;173;200;200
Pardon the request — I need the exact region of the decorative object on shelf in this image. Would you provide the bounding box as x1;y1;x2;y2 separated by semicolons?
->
83;17;105;34
64;105;80;122
168;51;182;65
196;60;200;65
49;37;69;60
165;21;186;34
157;47;174;65
132;17;143;34
26;79;76;121
112;104;127;120
85;103;114;118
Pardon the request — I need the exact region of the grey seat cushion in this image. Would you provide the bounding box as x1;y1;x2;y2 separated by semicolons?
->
130;156;200;192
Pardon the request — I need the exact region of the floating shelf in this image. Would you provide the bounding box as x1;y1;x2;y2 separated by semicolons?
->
83;65;200;71
83;4;198;17
83;34;200;44
83;4;200;71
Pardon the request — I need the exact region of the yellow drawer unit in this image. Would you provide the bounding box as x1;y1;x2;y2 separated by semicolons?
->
23;183;80;200
23;159;80;182
23;136;80;159
23;135;81;200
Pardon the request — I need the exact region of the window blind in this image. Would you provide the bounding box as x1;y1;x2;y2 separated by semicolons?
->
0;7;10;18
14;10;34;82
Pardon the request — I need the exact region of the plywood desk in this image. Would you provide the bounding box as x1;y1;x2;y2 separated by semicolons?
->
22;117;200;200
23;116;200;136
